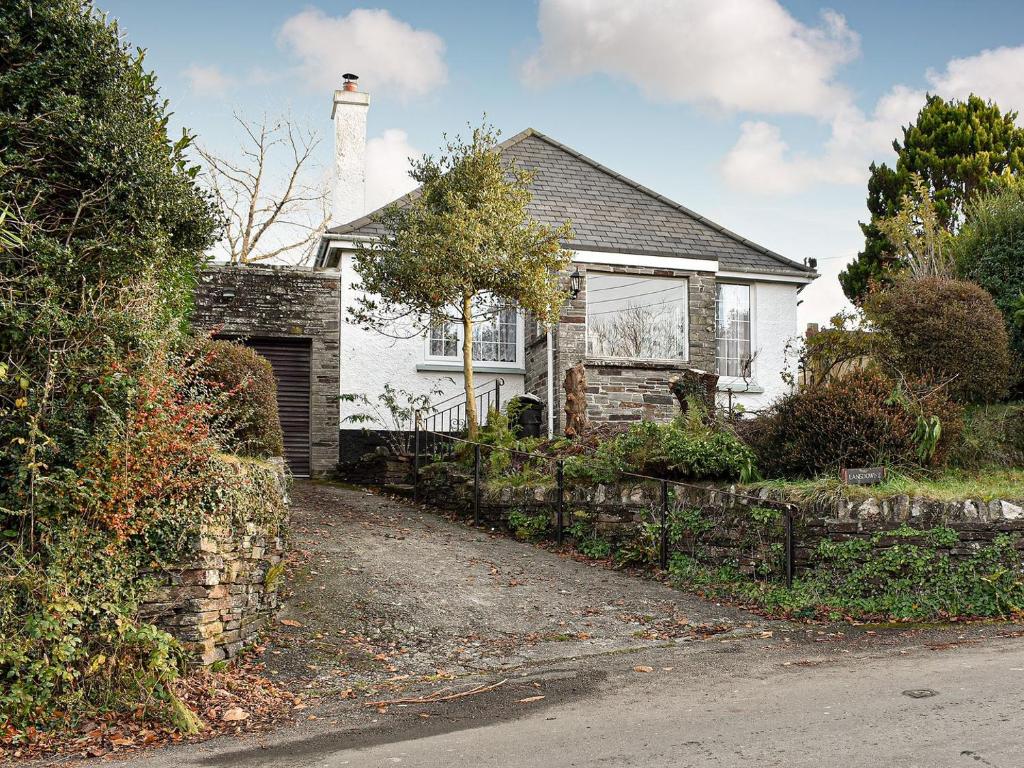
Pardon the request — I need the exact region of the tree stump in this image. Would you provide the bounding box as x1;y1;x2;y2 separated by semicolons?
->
563;363;589;438
668;368;719;418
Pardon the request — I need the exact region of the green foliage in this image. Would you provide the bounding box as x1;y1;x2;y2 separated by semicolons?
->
670;527;1024;621
948;403;1024;470
197;339;284;458
955;181;1024;386
743;368;963;479
865;277;1011;403
842;94;1024;302
0;1;259;735
568;518;613;560
507;508;550;542
341;380;447;455
349;120;572;437
562;417;756;484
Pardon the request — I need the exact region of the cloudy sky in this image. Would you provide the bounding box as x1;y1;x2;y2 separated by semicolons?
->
100;0;1024;327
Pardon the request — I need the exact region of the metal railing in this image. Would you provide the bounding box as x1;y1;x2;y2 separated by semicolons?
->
411;425;797;587
415;378;503;453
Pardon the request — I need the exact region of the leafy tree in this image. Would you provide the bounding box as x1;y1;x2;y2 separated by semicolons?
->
841;94;1024;302
350;122;572;438
874;174;956;280
0;0;218;728
954;179;1024;387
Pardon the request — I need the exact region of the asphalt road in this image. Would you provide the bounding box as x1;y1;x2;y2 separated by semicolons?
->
115;633;1023;768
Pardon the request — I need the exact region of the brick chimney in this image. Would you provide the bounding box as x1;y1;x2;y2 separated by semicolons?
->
331;73;369;226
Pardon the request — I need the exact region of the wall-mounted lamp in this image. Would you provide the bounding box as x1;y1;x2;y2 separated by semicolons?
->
568;267;583;300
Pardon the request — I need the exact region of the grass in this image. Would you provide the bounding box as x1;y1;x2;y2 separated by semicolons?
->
744;468;1024;504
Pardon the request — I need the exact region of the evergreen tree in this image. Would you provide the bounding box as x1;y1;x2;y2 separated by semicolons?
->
841;94;1024;302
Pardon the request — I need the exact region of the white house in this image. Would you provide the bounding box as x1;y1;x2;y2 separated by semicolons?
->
314;77;817;453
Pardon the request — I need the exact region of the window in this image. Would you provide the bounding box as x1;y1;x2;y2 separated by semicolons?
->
716;283;752;377
427;308;519;364
585;273;689;360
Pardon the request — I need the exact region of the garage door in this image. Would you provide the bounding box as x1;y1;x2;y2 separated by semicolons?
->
242;337;312;477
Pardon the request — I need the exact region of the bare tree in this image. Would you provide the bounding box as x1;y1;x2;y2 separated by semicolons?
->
198;114;329;265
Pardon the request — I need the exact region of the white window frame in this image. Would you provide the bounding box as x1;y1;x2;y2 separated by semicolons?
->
584;270;690;364
423;310;525;370
715;281;758;388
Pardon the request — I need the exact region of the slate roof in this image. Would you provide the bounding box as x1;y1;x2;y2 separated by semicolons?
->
324;129;814;276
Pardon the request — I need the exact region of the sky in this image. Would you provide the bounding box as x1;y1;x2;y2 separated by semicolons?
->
98;0;1024;328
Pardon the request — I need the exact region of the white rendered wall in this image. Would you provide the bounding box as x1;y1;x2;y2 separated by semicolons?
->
719;280;801;412
335;249;524;430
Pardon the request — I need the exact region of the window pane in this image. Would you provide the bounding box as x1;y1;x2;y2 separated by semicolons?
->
429;322;459;358
585;273;689;360
716;284;751;377
473;307;517;362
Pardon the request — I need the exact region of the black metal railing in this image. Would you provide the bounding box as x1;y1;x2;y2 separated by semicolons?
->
415;378;504;452
411;427;797;587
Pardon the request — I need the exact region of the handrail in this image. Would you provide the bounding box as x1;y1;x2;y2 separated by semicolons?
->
416;378;504;435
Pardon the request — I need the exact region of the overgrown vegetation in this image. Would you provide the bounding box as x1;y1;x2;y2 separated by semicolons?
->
670;526;1024;621
0;1;284;737
741;368;963;479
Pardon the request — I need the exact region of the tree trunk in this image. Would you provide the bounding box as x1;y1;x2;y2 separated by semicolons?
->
563;363;589;437
462;293;478;439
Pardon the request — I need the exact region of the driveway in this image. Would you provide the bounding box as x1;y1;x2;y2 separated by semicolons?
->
104;481;1024;767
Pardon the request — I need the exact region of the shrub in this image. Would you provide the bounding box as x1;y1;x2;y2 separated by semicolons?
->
562;417;756;484
864;277;1011;403
197;339;284;459
955;183;1024;387
947;403;1024;470
743;367;963;479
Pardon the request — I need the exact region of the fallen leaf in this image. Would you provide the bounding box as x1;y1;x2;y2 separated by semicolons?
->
280;619;303;628
633;666;654;673
221;707;249;722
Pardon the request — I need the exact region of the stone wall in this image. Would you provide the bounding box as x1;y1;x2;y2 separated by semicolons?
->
417;463;1024;574
140;459;290;665
193;264;341;476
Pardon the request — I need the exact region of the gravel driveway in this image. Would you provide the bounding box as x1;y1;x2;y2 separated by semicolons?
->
262;480;771;701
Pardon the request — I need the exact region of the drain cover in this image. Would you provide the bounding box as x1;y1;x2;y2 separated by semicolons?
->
902;689;938;699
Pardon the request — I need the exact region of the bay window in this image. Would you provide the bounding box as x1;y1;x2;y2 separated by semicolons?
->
585;273;689;360
716;283;752;377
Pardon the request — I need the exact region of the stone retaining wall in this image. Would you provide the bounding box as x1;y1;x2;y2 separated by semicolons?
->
140;459;290;665
417;463;1024;573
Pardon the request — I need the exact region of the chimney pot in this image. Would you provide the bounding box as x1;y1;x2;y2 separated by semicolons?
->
342;73;359;92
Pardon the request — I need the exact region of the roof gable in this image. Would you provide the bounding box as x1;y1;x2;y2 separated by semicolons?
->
326;129;813;276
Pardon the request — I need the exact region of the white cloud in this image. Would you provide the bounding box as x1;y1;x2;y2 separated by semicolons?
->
927;46;1024;118
722;44;1024;196
183;64;236;97
278;8;447;98
523;0;858;118
364;129;420;213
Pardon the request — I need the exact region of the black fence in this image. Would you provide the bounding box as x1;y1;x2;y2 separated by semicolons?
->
411;423;797;587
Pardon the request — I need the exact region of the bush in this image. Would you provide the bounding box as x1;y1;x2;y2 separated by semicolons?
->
196;339;284;458
743;368;963;479
563;416;757;483
947;403;1024;470
955;183;1024;387
864;277;1011;404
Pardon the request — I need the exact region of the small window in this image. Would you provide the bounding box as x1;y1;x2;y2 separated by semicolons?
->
585;273;689;360
427;307;519;364
716;284;752;377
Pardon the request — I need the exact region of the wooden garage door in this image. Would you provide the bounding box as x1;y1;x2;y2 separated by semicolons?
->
243;338;312;477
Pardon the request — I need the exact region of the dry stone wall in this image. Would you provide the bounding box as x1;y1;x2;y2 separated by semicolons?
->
140;459;289;665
